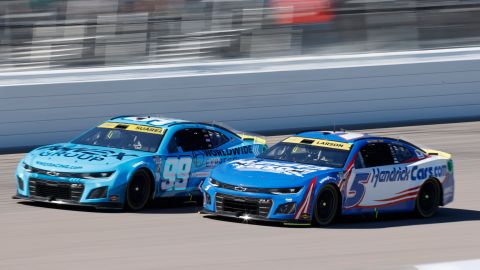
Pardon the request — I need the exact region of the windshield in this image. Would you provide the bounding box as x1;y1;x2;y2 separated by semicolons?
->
72;127;164;153
259;142;350;168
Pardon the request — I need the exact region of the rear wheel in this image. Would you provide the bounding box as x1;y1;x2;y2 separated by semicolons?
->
125;170;151;211
313;185;340;226
415;179;441;218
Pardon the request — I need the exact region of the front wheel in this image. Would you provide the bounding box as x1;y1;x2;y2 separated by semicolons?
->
415;179;441;218
125;170;152;211
313;185;340;226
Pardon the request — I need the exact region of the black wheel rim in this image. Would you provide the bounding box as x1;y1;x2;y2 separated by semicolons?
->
316;188;336;223
128;174;148;209
419;182;438;215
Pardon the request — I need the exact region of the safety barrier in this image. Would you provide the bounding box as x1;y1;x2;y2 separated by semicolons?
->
1;47;480;150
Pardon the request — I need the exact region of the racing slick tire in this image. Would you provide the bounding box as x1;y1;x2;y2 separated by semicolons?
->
313;185;340;226
415;179;441;218
125;169;152;211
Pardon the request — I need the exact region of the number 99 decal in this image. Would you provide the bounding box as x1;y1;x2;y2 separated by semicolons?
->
161;157;192;191
344;172;370;208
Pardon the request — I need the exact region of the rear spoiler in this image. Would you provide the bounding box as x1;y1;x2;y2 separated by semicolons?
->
423;148;452;159
238;134;266;144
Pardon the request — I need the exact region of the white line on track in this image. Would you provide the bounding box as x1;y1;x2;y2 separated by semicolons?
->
416;259;480;270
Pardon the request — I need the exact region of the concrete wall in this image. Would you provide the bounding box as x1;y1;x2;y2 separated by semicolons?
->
2;49;480;149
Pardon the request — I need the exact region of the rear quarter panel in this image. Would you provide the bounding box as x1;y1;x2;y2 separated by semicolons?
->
342;155;453;216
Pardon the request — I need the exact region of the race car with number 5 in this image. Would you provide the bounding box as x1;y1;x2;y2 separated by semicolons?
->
14;116;267;210
201;131;454;226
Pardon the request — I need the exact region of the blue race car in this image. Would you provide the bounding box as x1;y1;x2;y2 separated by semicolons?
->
201;131;454;226
14;116;267;210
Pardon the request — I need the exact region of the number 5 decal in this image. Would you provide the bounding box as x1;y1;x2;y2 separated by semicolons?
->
161;157;192;191
345;172;370;208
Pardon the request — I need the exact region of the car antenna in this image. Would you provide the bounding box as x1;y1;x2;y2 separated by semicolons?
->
333;120;336;133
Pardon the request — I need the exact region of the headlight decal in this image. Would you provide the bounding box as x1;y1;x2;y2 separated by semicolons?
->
23;162;33;172
21;163;115;179
80;171;115;179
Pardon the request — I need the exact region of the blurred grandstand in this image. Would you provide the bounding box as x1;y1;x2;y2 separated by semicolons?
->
1;0;480;70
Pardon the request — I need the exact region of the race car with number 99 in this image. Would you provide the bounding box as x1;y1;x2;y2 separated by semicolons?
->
14;116;267;211
201;131;454;226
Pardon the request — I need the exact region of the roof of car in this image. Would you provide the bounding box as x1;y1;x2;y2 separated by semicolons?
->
104;116;241;137
294;130;425;151
296;131;376;143
106;116;187;128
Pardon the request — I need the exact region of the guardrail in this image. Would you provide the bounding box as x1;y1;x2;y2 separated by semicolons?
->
1;47;480;150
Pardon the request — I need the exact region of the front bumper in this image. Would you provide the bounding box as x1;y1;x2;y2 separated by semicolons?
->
15;165;128;208
200;208;311;225
12;193;123;209
201;181;312;224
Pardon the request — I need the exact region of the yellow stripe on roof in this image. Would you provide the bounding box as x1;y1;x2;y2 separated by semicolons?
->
283;136;352;150
98;122;166;135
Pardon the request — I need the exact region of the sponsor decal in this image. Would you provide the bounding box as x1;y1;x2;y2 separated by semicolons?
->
153;156;162;189
203;145;253;157
37;146;138;161
370;167;410;188
231;160;326;177
345;163;449;209
411;165;448;181
35;161;83;170
190;171;210;178
283;136;352;150
370;165;447;188
130;125;165;135
319;176;337;184
193;145;257;168
447;160;454;173
415;149;426;159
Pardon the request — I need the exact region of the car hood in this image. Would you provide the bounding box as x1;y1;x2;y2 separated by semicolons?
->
24;143;152;172
211;158;341;188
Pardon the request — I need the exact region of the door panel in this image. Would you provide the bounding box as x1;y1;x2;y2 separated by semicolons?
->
347;164;413;210
161;155;193;191
343;142;413;214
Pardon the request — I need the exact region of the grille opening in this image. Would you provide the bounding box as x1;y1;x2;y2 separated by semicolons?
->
215;193;272;218
17;176;24;191
223;198;259;215
29;178;84;202
87;186;108;199
36;184;71;200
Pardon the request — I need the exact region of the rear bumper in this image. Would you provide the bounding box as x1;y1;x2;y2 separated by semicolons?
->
12;193;123;210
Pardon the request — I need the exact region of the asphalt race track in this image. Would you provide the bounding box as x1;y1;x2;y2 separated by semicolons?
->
1;121;480;270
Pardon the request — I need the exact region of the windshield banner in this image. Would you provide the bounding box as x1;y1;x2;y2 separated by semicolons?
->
283;136;352;150
98;122;165;135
